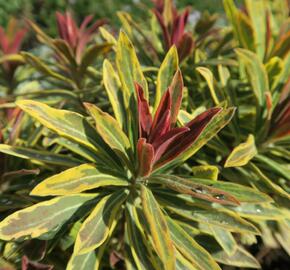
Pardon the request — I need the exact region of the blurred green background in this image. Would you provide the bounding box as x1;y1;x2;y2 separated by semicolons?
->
0;0;243;35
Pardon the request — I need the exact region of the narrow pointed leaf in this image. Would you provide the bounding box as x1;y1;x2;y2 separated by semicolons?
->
235;48;269;106
213;246;260;268
136;83;152;138
16;100;116;166
225;134;257;167
155;46;179;110
0;144;81;167
116;31;148;102
0;194;97;241
137;139;154;177
125;204;159;270
140;185;175;270
166;217;221;270
176;249;200;270
157;107;235;169
21;52;74;85
149;175;240;205
196;67;219;105
187;178;272;203
158;196;260;234
31;164;128;196
103;59;125;127
153;127;189;162
67;251;97;270
169;69;183;125
75;190;128;254
209;226;237;256
84;103;131;164
80;43;112;75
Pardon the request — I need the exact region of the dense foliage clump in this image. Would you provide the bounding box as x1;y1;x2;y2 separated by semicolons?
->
0;0;289;269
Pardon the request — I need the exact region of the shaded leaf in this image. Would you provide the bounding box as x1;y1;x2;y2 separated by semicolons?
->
149;175;240;205
0;144;81;167
74;189;128;254
167;216;221;270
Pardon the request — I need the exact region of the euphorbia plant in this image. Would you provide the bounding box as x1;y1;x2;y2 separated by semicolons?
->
0;17;27;91
152;0;194;61
23;11;111;91
0;33;270;269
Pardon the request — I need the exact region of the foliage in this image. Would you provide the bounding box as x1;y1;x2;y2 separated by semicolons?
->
0;0;289;269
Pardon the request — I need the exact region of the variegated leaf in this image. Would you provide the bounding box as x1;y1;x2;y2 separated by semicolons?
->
31;164;128;196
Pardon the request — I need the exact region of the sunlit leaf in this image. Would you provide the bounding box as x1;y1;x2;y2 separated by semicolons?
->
31;164;128;196
0;194;97;241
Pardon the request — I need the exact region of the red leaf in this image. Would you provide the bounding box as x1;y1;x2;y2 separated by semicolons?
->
56;12;69;43
152;127;189;162
152;89;171;130
155;108;222;167
136;83;152;138
65;12;78;49
137;138;154;177
79;15;93;33
149;109;171;143
177;32;195;61
10;29;27;54
22;256;53;270
171;8;189;45
153;9;171;50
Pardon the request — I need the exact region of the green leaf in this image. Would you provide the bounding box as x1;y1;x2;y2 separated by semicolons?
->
248;162;290;200
103;59;125;127
74;189;128;254
213;246;260;268
166;217;221;270
53;137;100;163
223;0;254;51
231;203;283;220
16;100;117;167
99;27;117;47
196;67;219;105
0;144;81;167
116;31;147;147
159;196;260;234
192;165;219;180
245;0;266;60
21;52;74;86
0;194;97;241
254;154;290;181
176;249;198;270
224;134;257;167
209;226;237;256
125;203;159;270
116;31;148;102
140;185;175;270
235;48;269;106
154;46;178;110
80;43;112;75
188;178;272;203
84;103;132;167
150;175;240;205
31;164;128;196
67;251;97;270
